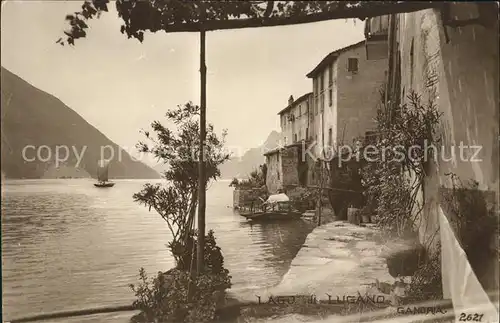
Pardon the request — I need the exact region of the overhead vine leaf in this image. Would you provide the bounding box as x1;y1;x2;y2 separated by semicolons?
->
57;0;442;46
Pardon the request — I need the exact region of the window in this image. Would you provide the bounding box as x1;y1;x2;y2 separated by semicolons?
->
298;130;302;141
277;171;280;180
410;38;414;88
294;134;298;143
306;127;309;140
320;73;324;92
365;131;377;144
298;104;302;116
284;137;287;145
315;97;319;115
328;89;333;107
328;128;333;146
329;64;333;85
313;78;318;96
320;93;324;112
348;58;358;73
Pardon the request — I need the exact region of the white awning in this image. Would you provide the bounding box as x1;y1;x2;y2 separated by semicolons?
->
264;193;289;204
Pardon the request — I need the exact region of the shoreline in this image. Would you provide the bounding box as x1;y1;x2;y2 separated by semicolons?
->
233;220;395;303
225;220;401;322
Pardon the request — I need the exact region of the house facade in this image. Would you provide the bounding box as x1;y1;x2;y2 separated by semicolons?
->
265;93;313;194
265;33;389;195
306;40;388;156
278;93;313;146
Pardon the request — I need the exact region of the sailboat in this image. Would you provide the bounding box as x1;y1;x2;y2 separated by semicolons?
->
94;160;115;188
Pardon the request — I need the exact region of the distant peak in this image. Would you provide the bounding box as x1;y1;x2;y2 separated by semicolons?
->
262;130;282;150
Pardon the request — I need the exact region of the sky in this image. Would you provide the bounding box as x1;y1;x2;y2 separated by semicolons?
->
1;0;365;160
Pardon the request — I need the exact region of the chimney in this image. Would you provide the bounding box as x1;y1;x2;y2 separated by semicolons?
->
288;95;294;106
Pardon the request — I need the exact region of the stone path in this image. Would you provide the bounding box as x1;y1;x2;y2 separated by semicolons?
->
234;221;396;303
230;221;459;323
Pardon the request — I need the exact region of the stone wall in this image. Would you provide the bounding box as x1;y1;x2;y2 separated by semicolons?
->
396;5;499;242
394;3;499;293
265;151;282;194
281;145;300;189
266;145;304;195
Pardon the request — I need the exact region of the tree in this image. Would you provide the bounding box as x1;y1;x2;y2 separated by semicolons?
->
133;102;230;269
129;104;232;323
228;177;239;187
232;164;267;189
57;1;443;46
259;163;268;186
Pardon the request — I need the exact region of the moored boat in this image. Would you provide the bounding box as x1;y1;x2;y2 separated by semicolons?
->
239;193;302;222
241;210;303;222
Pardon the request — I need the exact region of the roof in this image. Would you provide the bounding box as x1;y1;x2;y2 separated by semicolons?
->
277;92;313;116
306;40;366;78
263;147;282;156
263;141;305;156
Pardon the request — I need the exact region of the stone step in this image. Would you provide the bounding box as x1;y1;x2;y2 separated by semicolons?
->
301;211;315;219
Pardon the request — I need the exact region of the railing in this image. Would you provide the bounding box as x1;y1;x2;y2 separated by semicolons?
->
364;15;390;40
238;202;293;214
9;305;136;323
238;202;267;214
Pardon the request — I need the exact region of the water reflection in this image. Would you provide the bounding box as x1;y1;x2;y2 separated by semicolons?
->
2;179;313;322
2;194;94;243
246;220;315;279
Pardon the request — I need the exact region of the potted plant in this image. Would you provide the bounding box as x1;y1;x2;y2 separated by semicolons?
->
347;203;360;224
362;213;371;224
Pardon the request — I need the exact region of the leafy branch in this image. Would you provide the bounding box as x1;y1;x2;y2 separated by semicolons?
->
360;90;442;238
133;102;230;268
57;0;443;46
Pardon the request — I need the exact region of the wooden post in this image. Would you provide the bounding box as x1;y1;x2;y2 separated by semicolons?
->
317;162;323;226
196;19;207;275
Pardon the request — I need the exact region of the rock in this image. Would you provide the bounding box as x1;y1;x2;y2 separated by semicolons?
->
385;241;427;277
375;279;393;294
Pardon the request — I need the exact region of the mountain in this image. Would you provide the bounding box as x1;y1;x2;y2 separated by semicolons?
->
152;162;169;176
219;130;282;179
0;67;160;179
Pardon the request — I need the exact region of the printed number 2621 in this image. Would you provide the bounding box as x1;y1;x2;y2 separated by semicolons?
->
459;313;484;322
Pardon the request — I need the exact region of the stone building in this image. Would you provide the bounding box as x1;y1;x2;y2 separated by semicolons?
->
265;94;312;194
306;40;388;156
371;2;498;298
278;93;313;146
265;34;389;195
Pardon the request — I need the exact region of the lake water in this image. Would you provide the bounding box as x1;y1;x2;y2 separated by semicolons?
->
1;179;315;322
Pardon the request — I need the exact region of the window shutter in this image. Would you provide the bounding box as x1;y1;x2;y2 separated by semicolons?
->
348;58;359;73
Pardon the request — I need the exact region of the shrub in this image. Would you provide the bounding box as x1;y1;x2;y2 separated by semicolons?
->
404;247;443;303
360;91;442;237
288;187;316;212
130;230;231;323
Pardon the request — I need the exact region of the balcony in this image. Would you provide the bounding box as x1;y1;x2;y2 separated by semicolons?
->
364;15;389;60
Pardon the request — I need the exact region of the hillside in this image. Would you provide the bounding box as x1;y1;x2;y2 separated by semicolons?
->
0;67;160;179
219;130;282;179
